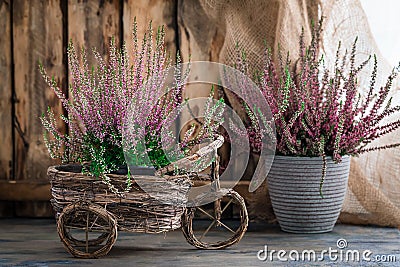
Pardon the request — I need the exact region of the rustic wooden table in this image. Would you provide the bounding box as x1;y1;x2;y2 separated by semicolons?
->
0;219;398;266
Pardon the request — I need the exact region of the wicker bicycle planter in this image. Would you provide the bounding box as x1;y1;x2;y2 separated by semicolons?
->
48;164;190;231
48;164;191;257
267;155;350;233
47;136;249;258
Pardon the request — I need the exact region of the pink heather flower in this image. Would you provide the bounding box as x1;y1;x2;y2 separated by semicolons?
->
233;18;400;161
41;20;225;177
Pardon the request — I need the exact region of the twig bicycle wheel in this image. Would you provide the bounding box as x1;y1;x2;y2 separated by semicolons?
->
57;201;117;258
182;189;248;249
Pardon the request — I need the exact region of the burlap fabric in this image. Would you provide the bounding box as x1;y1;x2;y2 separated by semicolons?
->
198;0;400;227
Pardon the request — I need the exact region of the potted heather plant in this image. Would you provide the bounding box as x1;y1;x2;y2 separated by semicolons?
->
40;20;222;195
236;19;400;233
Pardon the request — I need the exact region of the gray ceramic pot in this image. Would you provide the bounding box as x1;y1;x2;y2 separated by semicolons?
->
267;155;350;233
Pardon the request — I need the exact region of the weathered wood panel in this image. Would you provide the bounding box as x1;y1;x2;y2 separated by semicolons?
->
0;0;13;216
177;0;230;174
177;0;223;100
178;0;224;63
0;180;51;201
123;0;177;61
0;0;12;181
176;0;221;147
11;0;66;217
68;0;121;64
13;0;65;181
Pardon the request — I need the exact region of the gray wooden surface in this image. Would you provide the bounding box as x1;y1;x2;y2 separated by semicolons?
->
0;219;399;266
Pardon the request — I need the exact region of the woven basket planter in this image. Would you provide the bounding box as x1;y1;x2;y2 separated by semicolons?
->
267;155;350;233
46;136;249;258
48;164;191;234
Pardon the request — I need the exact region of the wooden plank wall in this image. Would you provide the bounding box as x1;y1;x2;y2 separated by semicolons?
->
0;0;224;217
0;0;13;216
0;0;12;181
